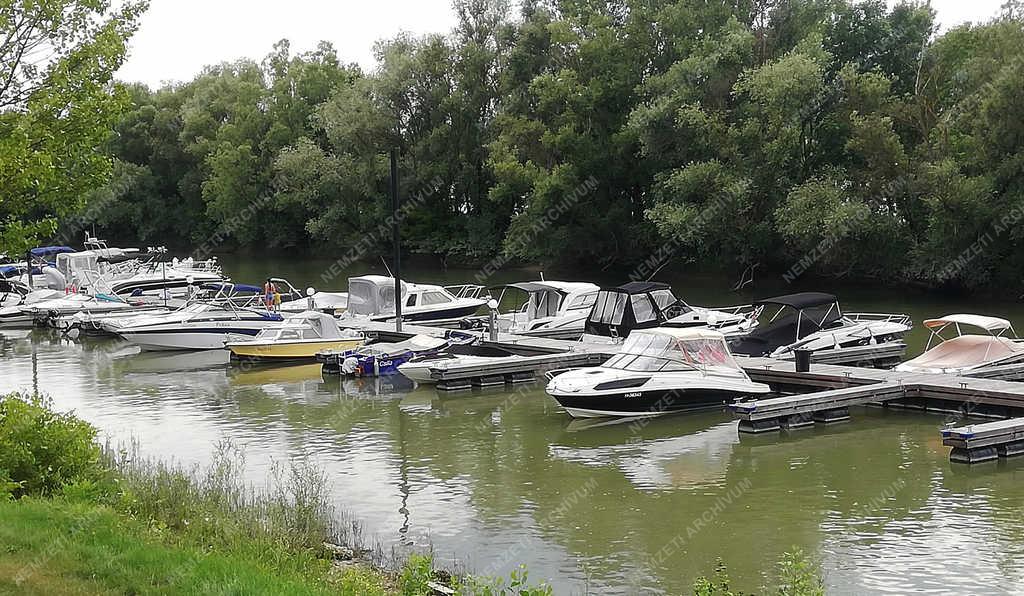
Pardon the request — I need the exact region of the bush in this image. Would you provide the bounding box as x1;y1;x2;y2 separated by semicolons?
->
0;392;102;498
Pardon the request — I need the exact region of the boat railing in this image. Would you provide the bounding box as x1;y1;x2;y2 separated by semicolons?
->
845;312;912;327
445;284;489;300
544;367;581;381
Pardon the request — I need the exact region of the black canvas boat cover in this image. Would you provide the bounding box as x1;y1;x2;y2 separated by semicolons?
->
754;292;837;310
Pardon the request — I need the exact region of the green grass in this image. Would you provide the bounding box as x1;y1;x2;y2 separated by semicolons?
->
0;496;392;596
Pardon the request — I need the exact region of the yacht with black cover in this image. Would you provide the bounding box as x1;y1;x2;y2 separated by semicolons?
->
582;282;758;341
728;292;911;362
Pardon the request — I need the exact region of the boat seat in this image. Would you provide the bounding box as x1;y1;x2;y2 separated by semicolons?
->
903;335;1024;369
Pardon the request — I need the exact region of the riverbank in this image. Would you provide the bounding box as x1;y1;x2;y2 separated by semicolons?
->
0;496;395;595
0;392;553;595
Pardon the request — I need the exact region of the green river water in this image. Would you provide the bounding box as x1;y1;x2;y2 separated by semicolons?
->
3;255;1024;594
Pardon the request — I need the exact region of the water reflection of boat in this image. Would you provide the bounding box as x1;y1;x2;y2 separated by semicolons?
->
549;418;738;490
227;363;323;387
114;348;230;374
340;374;417;398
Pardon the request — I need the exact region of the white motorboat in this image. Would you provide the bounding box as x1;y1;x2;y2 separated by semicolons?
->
895;314;1024;375
581;282;759;343
728;293;911;360
545;328;770;418
19;292;146;326
397;352;523;384
0;281;64;327
485;281;599;338
342;275;486;323
226;311;364;361
115;301;284;351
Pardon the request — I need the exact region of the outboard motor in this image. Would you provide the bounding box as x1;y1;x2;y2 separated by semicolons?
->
341;356;360;375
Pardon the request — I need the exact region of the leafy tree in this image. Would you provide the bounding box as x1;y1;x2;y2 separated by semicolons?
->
0;0;146;255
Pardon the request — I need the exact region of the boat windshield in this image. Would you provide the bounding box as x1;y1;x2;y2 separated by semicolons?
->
604;332;741;373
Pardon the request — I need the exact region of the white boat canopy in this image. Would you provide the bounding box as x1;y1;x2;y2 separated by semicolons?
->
282;311;347;339
923;314;1013;334
605;327;742;372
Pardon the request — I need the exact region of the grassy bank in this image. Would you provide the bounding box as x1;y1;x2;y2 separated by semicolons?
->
0;496;393;595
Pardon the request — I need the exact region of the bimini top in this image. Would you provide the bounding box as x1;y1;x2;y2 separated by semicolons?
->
755;292;837;310
924;314;1013;334
492;281;597;295
29;246;75;257
347;276;407;316
606;281;672;295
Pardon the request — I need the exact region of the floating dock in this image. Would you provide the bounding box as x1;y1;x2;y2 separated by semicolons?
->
732;356;1024;463
942;418;1024;463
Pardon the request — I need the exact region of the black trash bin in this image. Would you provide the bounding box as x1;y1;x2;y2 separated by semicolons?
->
794;349;812;373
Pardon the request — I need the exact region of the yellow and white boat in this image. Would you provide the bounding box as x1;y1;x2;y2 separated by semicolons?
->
226;311;364;362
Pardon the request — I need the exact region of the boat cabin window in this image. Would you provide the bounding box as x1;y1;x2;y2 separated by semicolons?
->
631;294;658;324
406;295;417;307
279;329;303;340
650;289;677;310
419;291;452;306
529;290;560;318
565;293;597;311
591;291;627;325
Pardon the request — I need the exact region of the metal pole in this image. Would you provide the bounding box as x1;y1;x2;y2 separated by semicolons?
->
25;250;32;290
391;148;402;333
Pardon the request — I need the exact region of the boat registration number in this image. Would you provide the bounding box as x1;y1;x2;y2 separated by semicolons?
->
624;392;643;399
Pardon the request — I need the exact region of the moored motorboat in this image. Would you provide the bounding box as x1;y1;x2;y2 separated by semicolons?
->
115;300;283;351
226;311;364;362
478;281;600;339
545;328;770;418
319;334;453;376
396;343;522;384
728;293;911;363
343;275;486;324
895;314;1024;375
581;282;759;343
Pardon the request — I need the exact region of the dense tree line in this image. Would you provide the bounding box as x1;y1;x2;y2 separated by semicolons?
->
69;0;1024;290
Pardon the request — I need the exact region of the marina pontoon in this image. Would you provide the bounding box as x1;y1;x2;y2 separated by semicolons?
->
895;315;1024;375
545;328;770;418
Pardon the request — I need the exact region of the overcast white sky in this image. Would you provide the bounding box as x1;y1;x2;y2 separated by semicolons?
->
116;0;1007;88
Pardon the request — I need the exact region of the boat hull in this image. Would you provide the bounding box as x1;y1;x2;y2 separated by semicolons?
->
549;388;753;418
119;327;264;351
228;338;364;362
